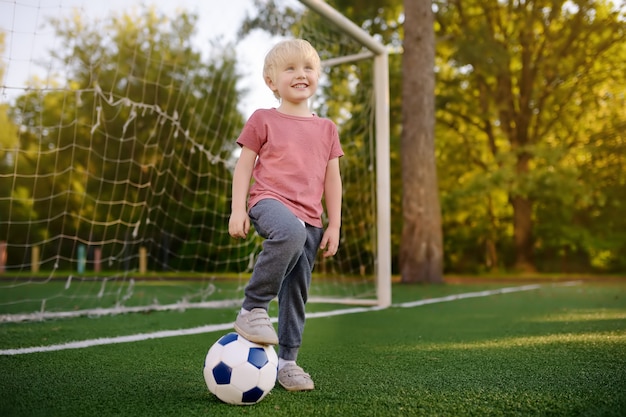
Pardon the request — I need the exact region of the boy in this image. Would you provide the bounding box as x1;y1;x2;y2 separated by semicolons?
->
228;39;343;391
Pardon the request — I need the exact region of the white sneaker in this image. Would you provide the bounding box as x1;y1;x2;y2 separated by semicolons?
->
278;363;315;391
234;308;278;345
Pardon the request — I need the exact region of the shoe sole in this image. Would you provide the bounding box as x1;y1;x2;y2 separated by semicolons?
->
278;380;315;392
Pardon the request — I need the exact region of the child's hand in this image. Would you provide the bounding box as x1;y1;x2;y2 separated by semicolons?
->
320;226;340;258
229;210;250;239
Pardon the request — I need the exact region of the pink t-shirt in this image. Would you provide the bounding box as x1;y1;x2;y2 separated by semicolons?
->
237;108;343;228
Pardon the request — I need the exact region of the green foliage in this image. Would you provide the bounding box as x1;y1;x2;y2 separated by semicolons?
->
3;0;625;275
237;0;302;38
242;0;626;274
3;7;246;272
433;0;626;272
0;104;18;160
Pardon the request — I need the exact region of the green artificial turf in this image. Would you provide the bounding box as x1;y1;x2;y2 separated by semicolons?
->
1;281;624;416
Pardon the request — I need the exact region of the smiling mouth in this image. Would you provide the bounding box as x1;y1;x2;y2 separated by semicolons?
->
293;83;308;89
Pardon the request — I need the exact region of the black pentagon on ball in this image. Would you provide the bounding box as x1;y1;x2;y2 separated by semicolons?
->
242;387;265;403
247;347;269;369
212;361;232;384
217;332;239;346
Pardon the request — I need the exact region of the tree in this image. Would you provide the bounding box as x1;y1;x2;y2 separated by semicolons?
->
330;0;443;282
0;32;19;168
5;7;246;271
400;0;444;283
435;0;626;271
227;0;626;275
0;32;30;262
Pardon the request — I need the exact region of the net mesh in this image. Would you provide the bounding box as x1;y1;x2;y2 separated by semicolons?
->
0;1;380;322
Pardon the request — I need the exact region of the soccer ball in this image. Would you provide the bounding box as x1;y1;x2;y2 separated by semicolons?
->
203;332;278;405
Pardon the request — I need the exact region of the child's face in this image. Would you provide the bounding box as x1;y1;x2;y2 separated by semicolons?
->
266;58;319;104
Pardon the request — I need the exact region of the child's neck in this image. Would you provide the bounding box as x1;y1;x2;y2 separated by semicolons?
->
276;100;313;117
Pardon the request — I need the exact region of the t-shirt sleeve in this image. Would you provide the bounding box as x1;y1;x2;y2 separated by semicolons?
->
236;111;265;153
328;122;344;160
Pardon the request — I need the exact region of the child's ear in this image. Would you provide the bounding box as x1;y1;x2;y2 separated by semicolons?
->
265;76;277;92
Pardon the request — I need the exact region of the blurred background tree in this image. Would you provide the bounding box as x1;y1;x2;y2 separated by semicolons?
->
244;0;625;275
2;0;625;275
2;7;247;271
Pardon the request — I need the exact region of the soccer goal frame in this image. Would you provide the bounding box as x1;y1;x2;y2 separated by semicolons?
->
0;1;392;322
300;0;391;308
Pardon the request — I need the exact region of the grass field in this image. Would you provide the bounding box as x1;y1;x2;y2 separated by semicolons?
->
1;279;625;416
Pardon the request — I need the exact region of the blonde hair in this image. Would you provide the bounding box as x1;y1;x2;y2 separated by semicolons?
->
263;39;321;99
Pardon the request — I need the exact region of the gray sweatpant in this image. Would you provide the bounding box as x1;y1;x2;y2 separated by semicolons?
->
243;198;324;361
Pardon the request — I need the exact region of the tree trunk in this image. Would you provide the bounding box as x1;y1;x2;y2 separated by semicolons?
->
511;152;535;271
511;194;534;272
400;0;443;284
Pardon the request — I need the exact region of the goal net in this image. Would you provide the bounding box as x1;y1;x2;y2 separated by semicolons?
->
0;1;389;322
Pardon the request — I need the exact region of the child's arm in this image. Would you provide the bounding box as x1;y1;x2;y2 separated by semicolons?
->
320;157;342;258
228;146;257;239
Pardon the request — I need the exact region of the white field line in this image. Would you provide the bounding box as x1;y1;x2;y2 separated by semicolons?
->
0;281;582;356
0;299;245;323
